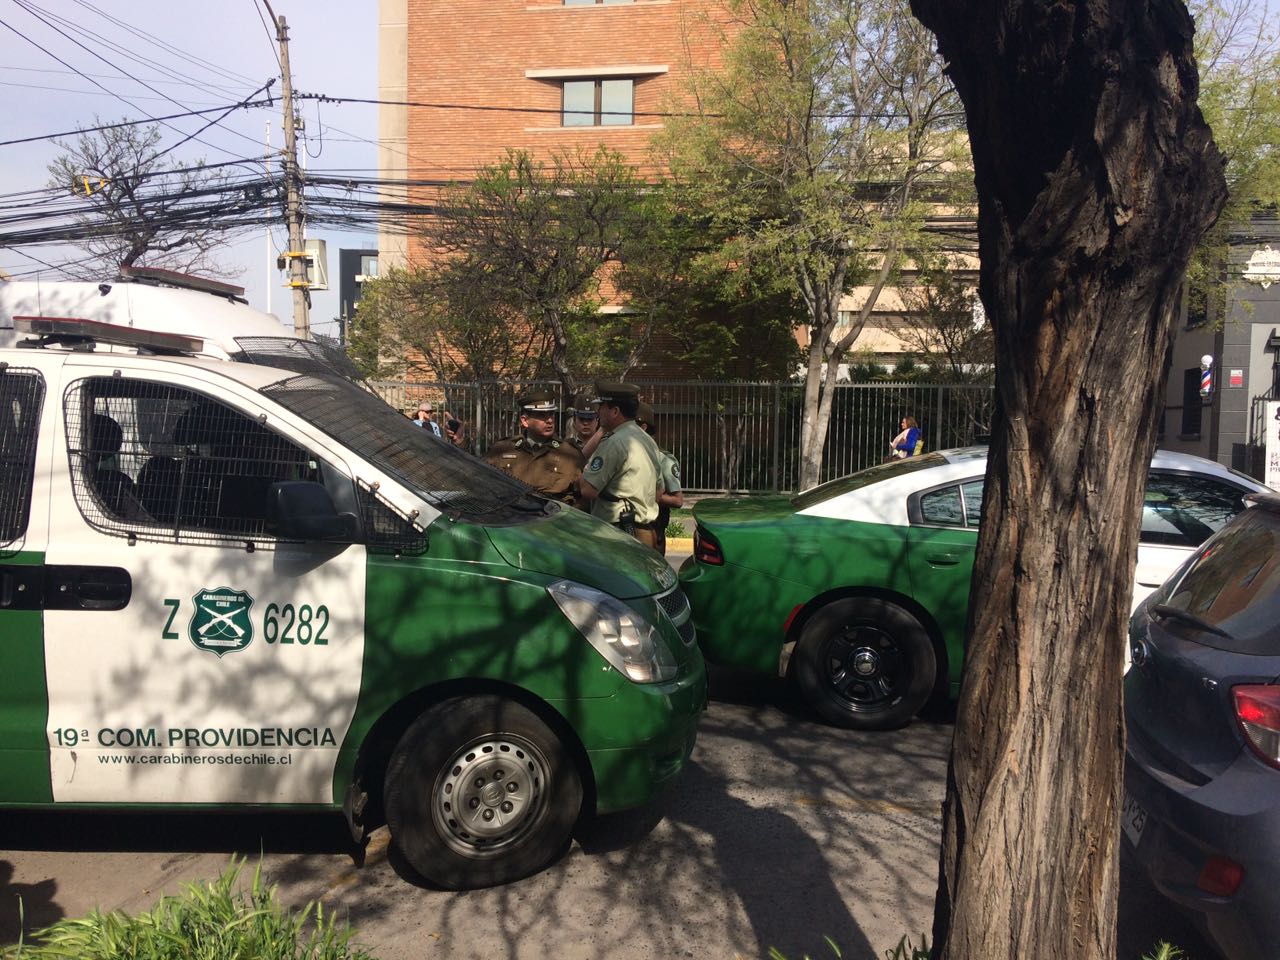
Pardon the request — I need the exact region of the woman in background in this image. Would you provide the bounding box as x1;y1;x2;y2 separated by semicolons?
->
888;415;922;459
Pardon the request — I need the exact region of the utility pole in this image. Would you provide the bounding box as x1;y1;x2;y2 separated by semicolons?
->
263;0;309;338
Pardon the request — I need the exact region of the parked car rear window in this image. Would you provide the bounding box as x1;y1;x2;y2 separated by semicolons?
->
791;453;947;510
1141;472;1248;548
1159;506;1280;655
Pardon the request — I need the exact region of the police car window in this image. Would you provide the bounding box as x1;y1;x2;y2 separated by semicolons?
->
961;479;984;527
63;377;320;548
1141;472;1247;548
919;484;964;526
0;367;46;552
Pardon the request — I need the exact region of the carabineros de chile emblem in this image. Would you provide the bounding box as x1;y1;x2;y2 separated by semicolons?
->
189;587;255;657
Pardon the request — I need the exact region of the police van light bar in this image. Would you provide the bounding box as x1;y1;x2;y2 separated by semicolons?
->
118;266;246;300
14;316;205;355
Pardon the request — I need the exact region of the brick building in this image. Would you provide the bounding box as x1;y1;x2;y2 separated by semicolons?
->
376;0;978;381
378;0;728;268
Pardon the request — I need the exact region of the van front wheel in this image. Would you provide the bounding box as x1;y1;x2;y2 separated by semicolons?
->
384;696;583;889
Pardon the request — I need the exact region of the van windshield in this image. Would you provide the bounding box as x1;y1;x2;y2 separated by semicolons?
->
260;373;546;524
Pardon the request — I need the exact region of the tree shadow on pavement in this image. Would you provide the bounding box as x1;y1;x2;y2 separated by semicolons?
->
0;861;64;947
661;761;876;960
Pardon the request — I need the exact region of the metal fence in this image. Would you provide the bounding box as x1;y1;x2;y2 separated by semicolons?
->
372;378;996;494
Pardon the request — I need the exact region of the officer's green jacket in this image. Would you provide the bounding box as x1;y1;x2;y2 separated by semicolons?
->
582;419;661;524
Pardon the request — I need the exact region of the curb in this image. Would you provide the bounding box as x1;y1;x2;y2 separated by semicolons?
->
666;537;694;551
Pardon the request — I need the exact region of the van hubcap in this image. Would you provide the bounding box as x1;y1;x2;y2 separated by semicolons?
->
433;736;549;856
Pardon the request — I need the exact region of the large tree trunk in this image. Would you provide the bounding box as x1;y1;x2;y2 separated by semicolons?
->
905;1;1226;958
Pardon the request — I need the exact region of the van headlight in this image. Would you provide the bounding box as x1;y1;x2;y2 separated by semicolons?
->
547;580;677;684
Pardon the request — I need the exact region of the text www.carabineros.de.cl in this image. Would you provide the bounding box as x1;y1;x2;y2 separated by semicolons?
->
98;753;293;765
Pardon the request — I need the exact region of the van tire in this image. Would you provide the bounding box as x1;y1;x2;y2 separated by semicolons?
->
793;598;935;730
384;695;582;889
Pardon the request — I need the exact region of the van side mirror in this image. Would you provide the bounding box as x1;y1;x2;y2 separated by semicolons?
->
268;481;357;542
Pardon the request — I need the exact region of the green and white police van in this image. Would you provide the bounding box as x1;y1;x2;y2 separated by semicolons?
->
0;274;705;889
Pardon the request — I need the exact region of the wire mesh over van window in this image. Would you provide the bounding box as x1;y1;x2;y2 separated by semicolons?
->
0;367;46;552
260;374;548;524
63;377;320;548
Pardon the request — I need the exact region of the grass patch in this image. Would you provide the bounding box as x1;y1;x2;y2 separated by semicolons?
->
3;859;372;960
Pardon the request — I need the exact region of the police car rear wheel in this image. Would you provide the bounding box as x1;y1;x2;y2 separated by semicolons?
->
793;598;935;731
384;696;583;889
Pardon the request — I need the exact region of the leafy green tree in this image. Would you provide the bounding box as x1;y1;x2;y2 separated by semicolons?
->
898;255;992;383
427;148;643;395
346;265;547;382
1186;0;1280;320
614;184;804;380
660;0;965;490
46;119;234;279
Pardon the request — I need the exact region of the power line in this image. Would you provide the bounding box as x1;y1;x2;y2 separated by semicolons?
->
9;0;270;161
67;0;261;89
0;78;227;104
252;0;282;71
298;92;968;123
0;96;278;147
0;63;258;91
18;0;251;101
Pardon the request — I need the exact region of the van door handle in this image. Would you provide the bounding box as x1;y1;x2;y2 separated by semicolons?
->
0;565;43;610
44;565;132;611
926;553;960;566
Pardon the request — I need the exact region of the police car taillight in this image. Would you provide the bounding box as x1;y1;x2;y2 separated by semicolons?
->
694;527;724;566
14;316;204;354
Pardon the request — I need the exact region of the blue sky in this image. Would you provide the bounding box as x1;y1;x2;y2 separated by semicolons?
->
0;0;378;334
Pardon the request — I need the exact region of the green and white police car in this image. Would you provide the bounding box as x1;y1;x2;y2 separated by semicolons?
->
0;275;705;889
680;447;1267;731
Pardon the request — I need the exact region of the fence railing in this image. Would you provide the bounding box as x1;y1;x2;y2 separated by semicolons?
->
372;378;996;494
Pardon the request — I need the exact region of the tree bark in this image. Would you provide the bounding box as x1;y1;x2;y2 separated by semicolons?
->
904;1;1226;958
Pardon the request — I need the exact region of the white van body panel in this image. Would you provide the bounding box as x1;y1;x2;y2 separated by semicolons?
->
0;281;286;356
41;353;369;804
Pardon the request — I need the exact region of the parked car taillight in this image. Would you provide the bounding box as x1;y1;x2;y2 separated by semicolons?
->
1233;685;1280;770
694;528;724;566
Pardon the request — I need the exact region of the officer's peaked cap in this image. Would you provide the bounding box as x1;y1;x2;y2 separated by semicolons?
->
570;392;598;413
518;388;559;412
592;380;641;405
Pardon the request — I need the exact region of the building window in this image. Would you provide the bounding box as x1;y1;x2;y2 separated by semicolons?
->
562;79;634;126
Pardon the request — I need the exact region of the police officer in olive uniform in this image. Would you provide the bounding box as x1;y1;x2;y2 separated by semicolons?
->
484;389;585;505
567;392;598;453
637;401;684;557
578;381;663;549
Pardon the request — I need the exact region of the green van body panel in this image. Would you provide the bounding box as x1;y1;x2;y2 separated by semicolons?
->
485;505;676;600
0;551;53;804
336;512;705;812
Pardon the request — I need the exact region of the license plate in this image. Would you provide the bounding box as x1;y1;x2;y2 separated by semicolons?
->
1121;792;1148;847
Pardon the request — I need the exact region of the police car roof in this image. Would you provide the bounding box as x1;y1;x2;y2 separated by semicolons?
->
0;279;287;358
